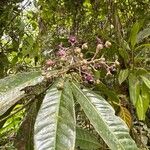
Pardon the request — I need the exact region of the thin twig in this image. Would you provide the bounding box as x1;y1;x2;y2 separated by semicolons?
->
46;58;104;79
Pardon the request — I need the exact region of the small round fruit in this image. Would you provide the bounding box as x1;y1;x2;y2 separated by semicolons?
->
115;60;120;66
96;44;104;51
100;57;105;61
82;59;87;65
105;41;112;48
74;47;81;54
82;43;88;50
79;53;84;59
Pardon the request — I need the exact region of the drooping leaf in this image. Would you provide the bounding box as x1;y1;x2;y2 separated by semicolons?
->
72;82;138;150
76;127;101;150
137;28;150;43
141;83;150;114
34;80;76;150
118;69;129;85
0;71;43;115
141;75;150;89
136;83;150;121
136;95;145;121
129;74;140;106
118;106;132;129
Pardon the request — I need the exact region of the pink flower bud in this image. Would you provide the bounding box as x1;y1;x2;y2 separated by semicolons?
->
84;74;94;83
46;59;55;66
68;36;77;45
56;50;66;57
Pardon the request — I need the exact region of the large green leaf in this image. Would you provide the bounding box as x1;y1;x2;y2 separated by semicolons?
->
129;74;140;106
72;82;138;150
136;95;144;121
0;71;43;115
136;83;150;121
34;80;76;150
76;127;101;150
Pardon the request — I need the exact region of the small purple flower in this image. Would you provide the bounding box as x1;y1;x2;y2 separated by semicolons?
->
109;65;116;74
56;49;66;57
68;35;77;45
94;63;102;69
84;74;94;84
46;59;55;66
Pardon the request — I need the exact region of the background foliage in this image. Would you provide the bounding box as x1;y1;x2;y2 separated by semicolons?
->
0;0;150;149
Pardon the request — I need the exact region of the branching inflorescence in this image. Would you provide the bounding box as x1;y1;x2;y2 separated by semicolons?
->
42;36;120;84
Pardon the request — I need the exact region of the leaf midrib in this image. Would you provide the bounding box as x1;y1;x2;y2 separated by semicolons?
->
72;82;126;150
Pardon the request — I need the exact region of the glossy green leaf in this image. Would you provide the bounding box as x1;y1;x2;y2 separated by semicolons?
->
136;95;145;120
129;74;140;106
136;83;150;121
137;28;150;43
34;80;76;150
141;83;150;116
118;69;129;84
72;82;138;150
0;71;43;115
129;22;140;48
141;76;150;89
76;127;101;150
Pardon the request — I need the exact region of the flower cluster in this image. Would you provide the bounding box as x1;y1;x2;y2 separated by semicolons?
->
43;35;120;84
